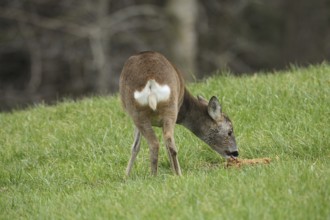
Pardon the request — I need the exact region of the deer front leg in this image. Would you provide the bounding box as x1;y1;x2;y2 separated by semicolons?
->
163;119;182;176
126;127;142;176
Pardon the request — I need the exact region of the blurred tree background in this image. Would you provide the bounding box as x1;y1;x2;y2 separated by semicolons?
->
0;0;329;111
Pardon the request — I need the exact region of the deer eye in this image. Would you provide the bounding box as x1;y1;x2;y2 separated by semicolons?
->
228;130;233;136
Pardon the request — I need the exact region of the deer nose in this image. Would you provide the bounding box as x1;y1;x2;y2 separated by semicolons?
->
229;151;239;157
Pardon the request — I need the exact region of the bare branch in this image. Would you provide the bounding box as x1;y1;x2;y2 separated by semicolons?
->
0;5;163;37
0;6;89;37
18;23;43;93
103;4;163;28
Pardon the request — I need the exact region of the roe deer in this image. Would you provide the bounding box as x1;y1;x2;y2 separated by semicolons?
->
119;51;238;176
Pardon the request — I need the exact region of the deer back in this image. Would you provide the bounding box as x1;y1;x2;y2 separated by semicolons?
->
119;51;185;122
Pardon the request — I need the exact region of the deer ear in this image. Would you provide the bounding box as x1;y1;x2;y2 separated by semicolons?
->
208;96;222;121
197;95;208;105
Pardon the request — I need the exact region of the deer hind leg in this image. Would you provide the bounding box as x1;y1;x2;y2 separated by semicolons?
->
126;127;142;176
136;122;160;176
163;118;182;176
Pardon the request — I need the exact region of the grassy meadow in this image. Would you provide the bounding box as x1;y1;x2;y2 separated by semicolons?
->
0;64;329;219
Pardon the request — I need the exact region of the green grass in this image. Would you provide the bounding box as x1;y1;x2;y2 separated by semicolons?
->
1;64;329;219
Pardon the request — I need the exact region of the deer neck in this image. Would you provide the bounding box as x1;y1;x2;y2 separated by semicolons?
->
177;88;207;136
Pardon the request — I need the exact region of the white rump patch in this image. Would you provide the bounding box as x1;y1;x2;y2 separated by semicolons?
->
134;79;171;109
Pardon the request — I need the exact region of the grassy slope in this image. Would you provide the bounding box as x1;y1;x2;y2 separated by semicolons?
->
0;64;329;220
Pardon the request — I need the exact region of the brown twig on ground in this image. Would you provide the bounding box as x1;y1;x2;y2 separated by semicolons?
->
226;157;271;168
